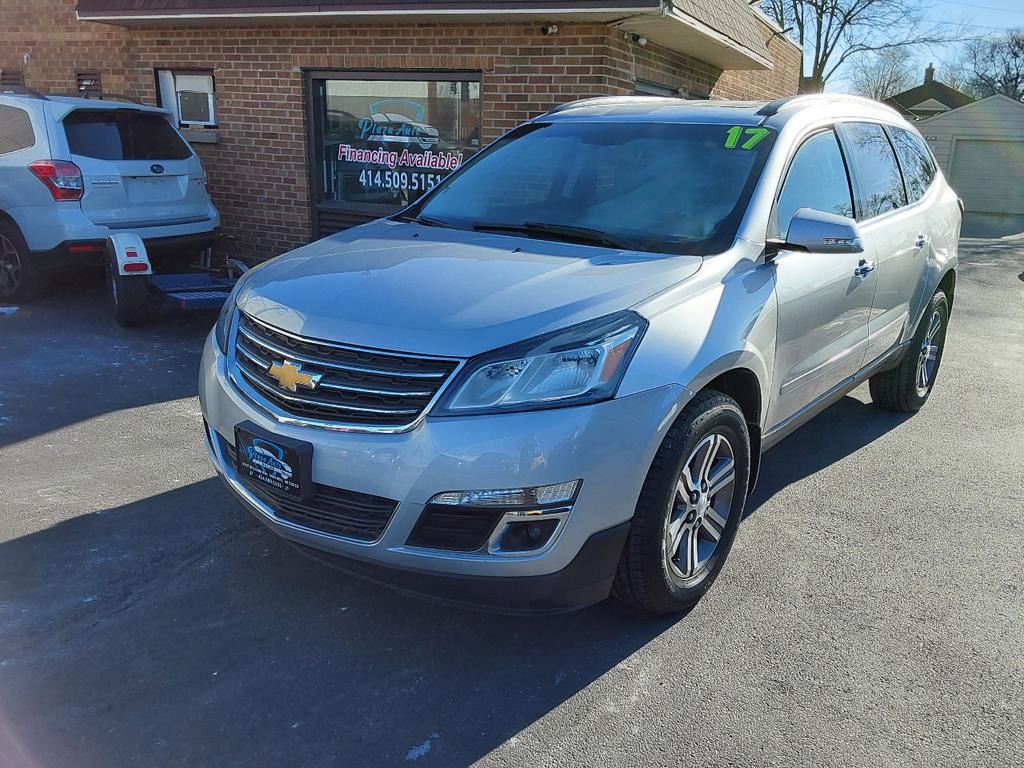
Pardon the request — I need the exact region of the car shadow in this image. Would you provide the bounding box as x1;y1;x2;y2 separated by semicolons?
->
746;391;913;517
0;272;217;449
3;387;914;767
0;477;676;768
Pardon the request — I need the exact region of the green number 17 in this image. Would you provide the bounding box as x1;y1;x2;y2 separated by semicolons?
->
724;126;770;150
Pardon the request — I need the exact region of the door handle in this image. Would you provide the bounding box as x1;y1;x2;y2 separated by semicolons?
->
854;259;876;278
915;234;930;248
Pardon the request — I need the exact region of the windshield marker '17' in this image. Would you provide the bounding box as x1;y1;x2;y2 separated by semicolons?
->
725;126;770;150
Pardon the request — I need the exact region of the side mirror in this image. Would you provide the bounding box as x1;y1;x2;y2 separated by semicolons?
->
766;207;864;259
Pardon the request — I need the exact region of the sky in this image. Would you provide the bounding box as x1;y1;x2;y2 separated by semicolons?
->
811;0;1024;91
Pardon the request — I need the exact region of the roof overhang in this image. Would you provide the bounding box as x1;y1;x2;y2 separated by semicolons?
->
76;1;663;25
76;1;772;70
613;5;771;70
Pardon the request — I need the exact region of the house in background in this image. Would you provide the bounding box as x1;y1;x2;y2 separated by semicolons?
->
918;94;1024;237
884;64;974;120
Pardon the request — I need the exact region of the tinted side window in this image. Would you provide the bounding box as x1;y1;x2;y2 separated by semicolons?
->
0;105;35;154
64;110;192;161
841;122;907;219
890;126;936;203
775;130;854;238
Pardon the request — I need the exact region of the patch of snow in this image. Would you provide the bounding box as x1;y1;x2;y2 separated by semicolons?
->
405;733;440;761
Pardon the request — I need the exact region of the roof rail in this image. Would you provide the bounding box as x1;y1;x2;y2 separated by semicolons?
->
47;92;143;105
542;95;675;117
0;85;48;100
757;92;903;119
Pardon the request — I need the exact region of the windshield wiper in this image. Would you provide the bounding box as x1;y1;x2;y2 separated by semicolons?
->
472;221;637;250
396;214;453;228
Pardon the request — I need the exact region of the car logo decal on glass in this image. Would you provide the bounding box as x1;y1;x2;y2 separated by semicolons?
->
268;360;321;392
150;164;164;174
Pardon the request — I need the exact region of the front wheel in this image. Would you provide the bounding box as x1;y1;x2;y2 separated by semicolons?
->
869;289;949;412
613;390;750;614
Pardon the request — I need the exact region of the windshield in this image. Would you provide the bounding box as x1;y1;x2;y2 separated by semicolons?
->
408;121;775;255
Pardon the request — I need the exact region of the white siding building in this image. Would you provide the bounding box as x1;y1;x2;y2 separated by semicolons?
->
918;95;1024;237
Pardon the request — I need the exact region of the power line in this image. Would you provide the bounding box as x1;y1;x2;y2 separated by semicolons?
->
931;0;1024;14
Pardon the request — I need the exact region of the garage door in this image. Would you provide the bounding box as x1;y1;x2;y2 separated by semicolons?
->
949;139;1024;215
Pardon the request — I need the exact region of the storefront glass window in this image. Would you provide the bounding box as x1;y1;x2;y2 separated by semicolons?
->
313;74;482;212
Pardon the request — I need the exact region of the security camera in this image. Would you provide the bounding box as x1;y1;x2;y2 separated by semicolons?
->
626;32;648;47
541;24;559;36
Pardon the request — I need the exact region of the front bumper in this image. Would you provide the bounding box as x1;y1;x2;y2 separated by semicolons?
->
199;330;685;608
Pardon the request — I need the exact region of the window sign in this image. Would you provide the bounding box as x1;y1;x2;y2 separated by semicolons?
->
313;75;482;211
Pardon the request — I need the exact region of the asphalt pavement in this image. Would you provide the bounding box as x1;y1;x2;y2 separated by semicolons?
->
0;237;1021;767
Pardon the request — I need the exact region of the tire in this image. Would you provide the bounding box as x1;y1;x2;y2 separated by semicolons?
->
0;220;45;302
613;390;751;614
869;290;949;412
106;253;150;327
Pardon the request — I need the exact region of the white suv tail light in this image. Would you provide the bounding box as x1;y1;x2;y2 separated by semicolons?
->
28;160;84;201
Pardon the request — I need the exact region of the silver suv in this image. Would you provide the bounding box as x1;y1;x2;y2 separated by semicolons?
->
200;94;960;615
0;89;219;300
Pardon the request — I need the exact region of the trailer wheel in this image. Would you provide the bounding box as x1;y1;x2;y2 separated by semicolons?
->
106;253;150;327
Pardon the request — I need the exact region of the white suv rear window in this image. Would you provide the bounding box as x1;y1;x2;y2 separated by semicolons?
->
63;109;192;161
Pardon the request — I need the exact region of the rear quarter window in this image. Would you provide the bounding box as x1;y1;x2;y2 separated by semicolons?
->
63;109;192;161
0;105;35;154
889;126;937;203
840;122;907;220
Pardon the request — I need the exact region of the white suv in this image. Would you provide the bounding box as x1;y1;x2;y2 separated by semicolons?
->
0;88;220;301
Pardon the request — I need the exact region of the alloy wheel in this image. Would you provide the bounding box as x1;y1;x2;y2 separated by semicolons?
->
665;431;736;580
915;309;943;397
0;234;22;295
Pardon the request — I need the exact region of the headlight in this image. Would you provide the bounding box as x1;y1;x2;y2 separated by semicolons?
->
214;282;241;354
434;311;647;415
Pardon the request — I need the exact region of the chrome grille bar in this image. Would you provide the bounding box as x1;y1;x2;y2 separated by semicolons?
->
238;322;450;380
236;364;421;416
229;312;462;431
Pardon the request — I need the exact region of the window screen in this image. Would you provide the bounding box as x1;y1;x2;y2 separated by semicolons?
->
156;70;217;127
841;122;908;219
64;110;192;160
0;105;34;154
889;126;937;203
775;130;854;237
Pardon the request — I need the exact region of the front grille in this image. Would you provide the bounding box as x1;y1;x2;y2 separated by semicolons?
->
406;504;507;552
219;435;398;542
231;312;460;429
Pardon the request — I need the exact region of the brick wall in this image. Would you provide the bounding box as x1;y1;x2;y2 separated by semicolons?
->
711;17;803;100
1;7;800;259
0;0;129;94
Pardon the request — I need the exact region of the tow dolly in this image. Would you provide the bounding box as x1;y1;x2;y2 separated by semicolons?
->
105;232;243;327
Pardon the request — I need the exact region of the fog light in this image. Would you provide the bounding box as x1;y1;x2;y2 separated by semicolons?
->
429;479;580;509
497;519;560;552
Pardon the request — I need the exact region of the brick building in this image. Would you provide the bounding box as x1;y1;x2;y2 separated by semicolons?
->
1;0;800;260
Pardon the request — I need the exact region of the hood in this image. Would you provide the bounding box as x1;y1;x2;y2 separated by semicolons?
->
236;219;703;357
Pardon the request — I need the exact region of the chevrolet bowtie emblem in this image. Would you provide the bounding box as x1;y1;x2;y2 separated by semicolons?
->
268;360;321;392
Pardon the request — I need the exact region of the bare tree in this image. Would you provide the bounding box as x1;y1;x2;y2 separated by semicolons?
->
935;59;974;95
953;29;1024;101
761;0;961;90
848;48;916;99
